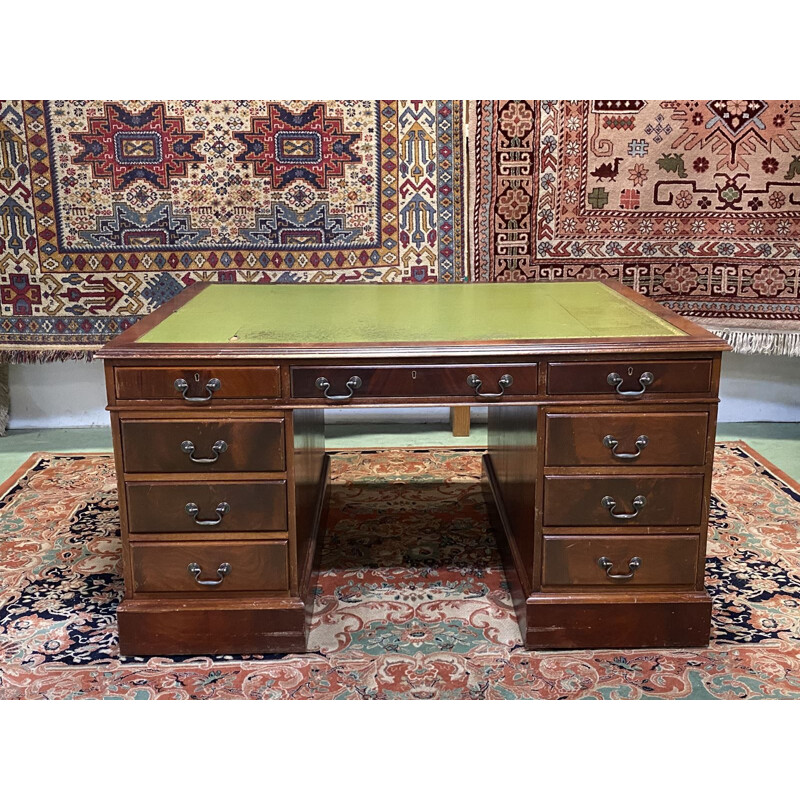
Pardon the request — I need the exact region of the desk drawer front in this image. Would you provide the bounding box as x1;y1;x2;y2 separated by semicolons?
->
547;360;712;397
121;419;285;473
115;366;281;402
542;535;699;588
131;540;289;593
543;475;705;528
127;481;287;533
545;412;709;467
291;363;538;400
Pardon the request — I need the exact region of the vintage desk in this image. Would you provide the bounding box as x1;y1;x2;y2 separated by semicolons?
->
97;281;729;655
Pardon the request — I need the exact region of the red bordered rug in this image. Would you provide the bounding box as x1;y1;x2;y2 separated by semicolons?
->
1;444;799;699
468;100;800;356
0;99;467;361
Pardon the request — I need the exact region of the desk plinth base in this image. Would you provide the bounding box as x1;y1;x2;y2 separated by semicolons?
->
117;598;307;656
524;593;712;650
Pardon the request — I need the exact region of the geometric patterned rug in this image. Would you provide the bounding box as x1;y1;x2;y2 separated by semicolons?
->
0;100;466;360
469;100;800;356
1;443;799;699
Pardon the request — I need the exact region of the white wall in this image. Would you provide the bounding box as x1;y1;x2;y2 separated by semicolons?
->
8;360;109;428
716;352;799;423
4;351;799;429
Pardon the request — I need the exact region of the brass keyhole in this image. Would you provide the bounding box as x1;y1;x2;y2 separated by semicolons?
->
194;372;200;383
411;370;417;380
627;366;634;376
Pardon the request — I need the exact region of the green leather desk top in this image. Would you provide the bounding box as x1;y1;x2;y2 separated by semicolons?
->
139;282;685;345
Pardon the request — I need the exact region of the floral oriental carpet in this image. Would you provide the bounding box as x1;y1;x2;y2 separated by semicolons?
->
1;444;799;700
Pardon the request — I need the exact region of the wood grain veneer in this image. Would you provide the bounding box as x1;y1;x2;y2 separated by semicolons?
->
131;540;290;594
121;418;286;473
291;363;538;399
544;411;708;467
115;365;281;401
547;359;712;396
541;535;699;588
542;474;706;528
126;481;287;533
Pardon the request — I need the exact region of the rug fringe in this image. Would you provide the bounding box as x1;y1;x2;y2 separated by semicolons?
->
0;348;97;364
703;327;800;357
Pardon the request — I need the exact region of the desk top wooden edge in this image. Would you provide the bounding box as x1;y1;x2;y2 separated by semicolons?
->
96;280;731;360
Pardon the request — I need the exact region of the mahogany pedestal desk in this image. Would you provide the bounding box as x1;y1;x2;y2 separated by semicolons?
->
97;281;729;655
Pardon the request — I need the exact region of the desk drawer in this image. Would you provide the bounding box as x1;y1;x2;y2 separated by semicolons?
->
131;540;289;593
121;419;285;473
547;360;712;397
127;481;287;533
545;412;709;467
291;363;538;400
115;366;281;402
543;475;705;528
542;535;699;588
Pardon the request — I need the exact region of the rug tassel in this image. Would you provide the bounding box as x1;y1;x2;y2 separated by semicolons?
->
703;328;800;358
0;349;97;365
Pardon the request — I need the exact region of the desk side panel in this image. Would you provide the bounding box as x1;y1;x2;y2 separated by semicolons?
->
486;405;538;593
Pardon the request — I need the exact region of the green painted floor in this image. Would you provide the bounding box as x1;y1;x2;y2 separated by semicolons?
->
716;423;800;480
1;427;114;485
1;422;798;486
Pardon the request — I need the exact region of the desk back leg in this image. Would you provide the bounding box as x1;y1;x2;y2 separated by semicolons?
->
450;405;471;437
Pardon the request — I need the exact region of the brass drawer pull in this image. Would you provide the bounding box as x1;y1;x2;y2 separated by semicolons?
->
601;494;646;520
603;434;649;460
606;371;654;397
187;561;231;586
315;375;362;401
185;501;230;526
466;373;513;399
597;556;642;581
174;377;221;403
180;439;228;464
